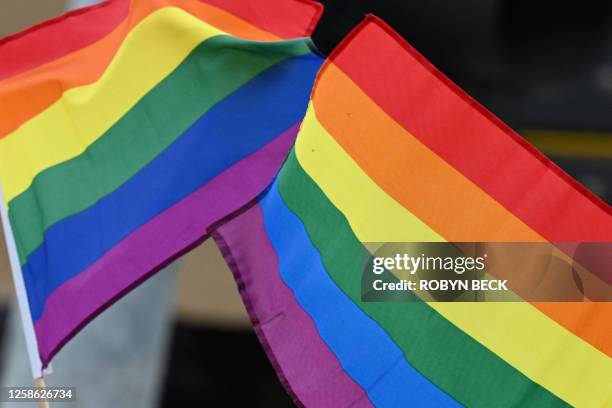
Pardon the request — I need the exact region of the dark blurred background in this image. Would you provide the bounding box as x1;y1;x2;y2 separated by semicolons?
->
1;1;611;407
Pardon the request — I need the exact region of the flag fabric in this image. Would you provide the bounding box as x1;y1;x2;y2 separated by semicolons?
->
0;0;323;373
214;16;612;407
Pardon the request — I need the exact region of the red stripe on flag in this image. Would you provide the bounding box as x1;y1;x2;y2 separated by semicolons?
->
328;15;611;243
0;0;130;81
202;0;323;39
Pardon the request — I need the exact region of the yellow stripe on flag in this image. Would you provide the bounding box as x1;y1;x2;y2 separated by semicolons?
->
0;7;226;204
295;103;612;407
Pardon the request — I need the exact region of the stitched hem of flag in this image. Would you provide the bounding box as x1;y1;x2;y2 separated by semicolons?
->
322;13;611;218
212;213;306;408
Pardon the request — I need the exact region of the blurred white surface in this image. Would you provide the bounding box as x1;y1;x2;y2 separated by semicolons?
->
1;268;176;408
68;0;103;8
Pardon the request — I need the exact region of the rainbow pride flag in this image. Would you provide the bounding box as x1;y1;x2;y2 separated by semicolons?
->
215;16;612;407
0;0;323;375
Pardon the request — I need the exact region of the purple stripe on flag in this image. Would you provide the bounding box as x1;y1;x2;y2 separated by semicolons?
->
214;204;373;408
34;123;300;365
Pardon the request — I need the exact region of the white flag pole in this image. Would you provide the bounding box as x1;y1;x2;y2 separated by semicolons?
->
0;184;44;379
